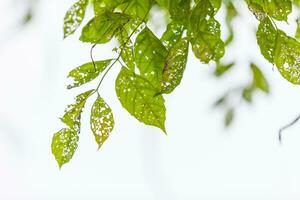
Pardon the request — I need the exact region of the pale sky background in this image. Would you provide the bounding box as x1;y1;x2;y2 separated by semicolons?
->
2;0;300;199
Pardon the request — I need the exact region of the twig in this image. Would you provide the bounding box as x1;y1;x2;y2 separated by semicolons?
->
279;114;300;143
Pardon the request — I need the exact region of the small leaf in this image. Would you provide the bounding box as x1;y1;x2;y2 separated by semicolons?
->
242;87;253;103
115;67;166;132
90;96;114;149
250;63;269;93
214;62;234;77
80;12;130;44
224;108;234;127
134;27;168;88
51;128;79;168
64;0;89;38
161;38;189;94
67;60;112;89
296;17;300;39
61;90;94;131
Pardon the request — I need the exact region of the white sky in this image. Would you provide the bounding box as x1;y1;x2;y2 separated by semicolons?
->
1;0;300;199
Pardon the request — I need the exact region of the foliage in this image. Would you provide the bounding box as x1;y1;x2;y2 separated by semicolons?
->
52;0;300;167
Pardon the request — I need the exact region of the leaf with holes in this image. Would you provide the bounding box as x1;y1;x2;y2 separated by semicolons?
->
67;60;112;89
161;38;189;94
61;90;94;131
161;21;185;51
115;67;166;132
189;0;225;63
134;27;168;88
80;12;131;44
90;96;114;148
63;0;89;38
51;128;79;168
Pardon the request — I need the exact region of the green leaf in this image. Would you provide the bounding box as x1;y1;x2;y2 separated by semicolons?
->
295;17;300;39
274;30;300;84
224;1;238;45
121;0;151;19
155;0;170;8
61;90;94;130
117;29;135;71
224;108;234;127
161;21;185;51
189;0;225;63
256;18;277;63
247;0;292;21
115;67;166;132
63;0;89;38
51;128;79;168
134;27;168;88
263;0;292;21
80;12;130;44
67;60;112;89
242;87;253;102
214;62;234;77
169;0;190;24
250;63;269;93
90;96;114;148
161;38;189;94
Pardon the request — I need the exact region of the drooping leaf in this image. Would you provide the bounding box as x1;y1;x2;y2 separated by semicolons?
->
161;21;185;51
67;60;112;89
115;67;166;132
63;0;89;38
80;12;130;44
247;1;267;21
263;0;292;21
51;128;79;168
134;27;168;88
189;0;225;63
61;90;94;131
250;63;269;93
90;96;114;148
224;1;238;45
161;38;189;94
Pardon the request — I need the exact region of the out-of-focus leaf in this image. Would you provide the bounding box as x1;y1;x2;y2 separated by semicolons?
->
115;67;166;132
224;108;234;127
295;17;300;39
242;87;253;102
250;63;269;93
214;62;234;77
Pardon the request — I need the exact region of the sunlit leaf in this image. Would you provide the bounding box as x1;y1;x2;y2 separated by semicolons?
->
61;90;94;131
90;96;114;148
51;128;79;168
115;67;166;132
161;38;189;94
134;27;168;88
80;12;130;44
64;0;89;38
67;60;112;89
161;21;185;51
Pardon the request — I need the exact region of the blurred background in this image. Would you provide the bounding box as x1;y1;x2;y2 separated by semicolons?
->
2;0;300;199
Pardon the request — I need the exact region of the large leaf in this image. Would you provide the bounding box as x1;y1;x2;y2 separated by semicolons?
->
161;21;185;51
51;128;79;168
134;27;168;88
122;0;151;19
169;0;190;24
90;96;114;148
257;18;300;84
67;60;112;89
115;67;166;132
117;29;135;71
80;12;130;44
189;0;225;63
161;38;189;94
61;90;94;131
64;0;89;38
